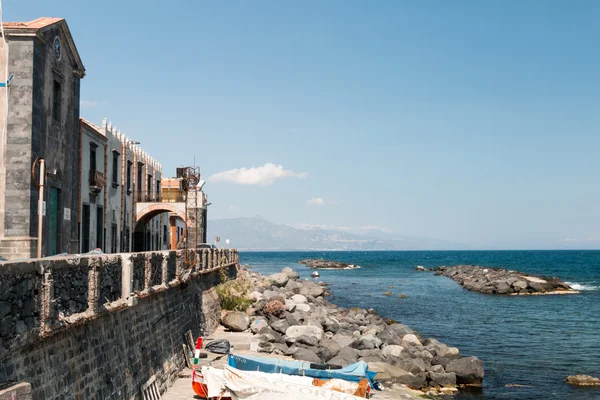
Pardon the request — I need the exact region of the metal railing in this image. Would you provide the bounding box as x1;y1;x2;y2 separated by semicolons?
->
136;191;162;203
89;170;106;192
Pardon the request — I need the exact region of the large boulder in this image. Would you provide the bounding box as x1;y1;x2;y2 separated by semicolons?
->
250;318;268;334
358;348;386;362
282;267;299;280
300;283;325;298
258;327;286;344
332;333;355;348
429;372;457;387
319;338;341;358
377;324;414;345
382;345;404;358
328;347;359;367
285;325;324;342
269;273;289;288
222;311;250;332
292;348;322;364
401;334;422;347
446;357;484;386
263;300;286;317
291;294;307;304
270;318;290;335
294;335;319;347
392;358;427;374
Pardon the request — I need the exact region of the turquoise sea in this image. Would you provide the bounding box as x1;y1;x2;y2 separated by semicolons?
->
241;250;600;400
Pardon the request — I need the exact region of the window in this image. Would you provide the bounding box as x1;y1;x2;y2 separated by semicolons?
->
126;161;132;194
137;163;143;192
112;151;119;186
147;175;153;197
90;146;96;172
52;80;61;121
156;180;161;201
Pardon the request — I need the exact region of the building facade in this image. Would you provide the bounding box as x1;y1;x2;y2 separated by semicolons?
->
0;18;85;259
79;118;171;255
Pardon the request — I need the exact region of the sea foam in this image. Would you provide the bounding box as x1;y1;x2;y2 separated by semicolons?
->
565;282;598;291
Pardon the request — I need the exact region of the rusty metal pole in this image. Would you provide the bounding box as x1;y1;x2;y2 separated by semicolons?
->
37;158;45;258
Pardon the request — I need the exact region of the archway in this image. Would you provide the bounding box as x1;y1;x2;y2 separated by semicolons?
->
134;204;187;252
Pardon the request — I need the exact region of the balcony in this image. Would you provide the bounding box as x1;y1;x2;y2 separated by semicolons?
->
135;190;185;203
136;191;163;203
89;170;106;194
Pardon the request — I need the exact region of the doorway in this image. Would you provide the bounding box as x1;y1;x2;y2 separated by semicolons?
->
82;204;90;253
96;206;104;251
48;187;60;255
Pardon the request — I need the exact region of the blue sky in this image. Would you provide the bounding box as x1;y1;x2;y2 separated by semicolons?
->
5;1;600;248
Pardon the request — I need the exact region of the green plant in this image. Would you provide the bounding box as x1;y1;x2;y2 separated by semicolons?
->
216;273;253;311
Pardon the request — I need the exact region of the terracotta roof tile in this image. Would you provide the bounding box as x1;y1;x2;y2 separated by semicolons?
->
2;17;63;31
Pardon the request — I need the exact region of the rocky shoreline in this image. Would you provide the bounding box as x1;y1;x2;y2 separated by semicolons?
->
434;265;578;295
298;259;360;270
220;265;484;397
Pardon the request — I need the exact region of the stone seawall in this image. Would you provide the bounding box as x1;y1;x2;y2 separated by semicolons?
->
0;248;239;399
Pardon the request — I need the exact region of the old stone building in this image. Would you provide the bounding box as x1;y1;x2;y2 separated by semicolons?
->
79;118;171;254
0;18;85;259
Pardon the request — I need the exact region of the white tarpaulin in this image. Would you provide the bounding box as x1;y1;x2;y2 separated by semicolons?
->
222;366;366;400
202;366;314;398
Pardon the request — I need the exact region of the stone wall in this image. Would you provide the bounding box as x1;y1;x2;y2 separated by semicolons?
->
0;248;239;399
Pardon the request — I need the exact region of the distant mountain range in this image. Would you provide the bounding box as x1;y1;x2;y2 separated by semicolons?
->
207;216;462;250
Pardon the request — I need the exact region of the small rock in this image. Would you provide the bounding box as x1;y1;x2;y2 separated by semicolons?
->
415;266;427;271
566;375;600;386
384;291;392;296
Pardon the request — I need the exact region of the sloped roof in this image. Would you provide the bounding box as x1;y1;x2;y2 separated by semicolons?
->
80;118;107;141
2;17;85;78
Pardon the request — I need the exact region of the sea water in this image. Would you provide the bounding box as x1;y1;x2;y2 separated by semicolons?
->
241;250;600;400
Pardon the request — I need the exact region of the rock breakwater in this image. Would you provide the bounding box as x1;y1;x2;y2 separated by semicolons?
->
298;259;360;270
434;265;578;295
225;265;484;396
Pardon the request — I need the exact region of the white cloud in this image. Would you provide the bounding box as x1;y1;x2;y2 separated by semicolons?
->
81;100;98;109
360;225;393;233
307;197;325;206
208;163;307;186
294;223;353;231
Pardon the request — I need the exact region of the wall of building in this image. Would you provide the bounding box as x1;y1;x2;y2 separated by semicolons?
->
0;248;239;399
32;26;81;256
79;122;107;253
0;22;82;259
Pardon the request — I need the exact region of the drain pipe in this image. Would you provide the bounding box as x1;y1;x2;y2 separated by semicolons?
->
37;158;45;258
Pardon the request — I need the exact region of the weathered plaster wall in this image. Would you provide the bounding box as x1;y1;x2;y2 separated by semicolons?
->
0;248;239;400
